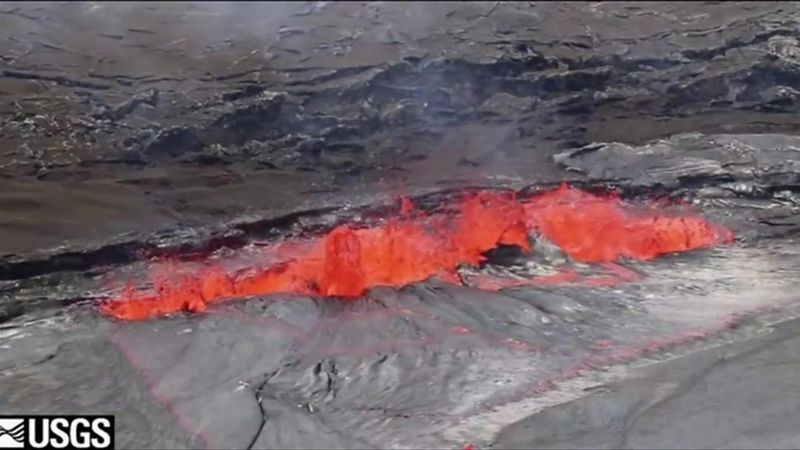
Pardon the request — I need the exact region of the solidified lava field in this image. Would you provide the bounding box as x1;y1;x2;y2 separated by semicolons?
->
2;2;800;449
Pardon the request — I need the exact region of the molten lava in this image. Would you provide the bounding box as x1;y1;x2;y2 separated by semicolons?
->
101;184;733;320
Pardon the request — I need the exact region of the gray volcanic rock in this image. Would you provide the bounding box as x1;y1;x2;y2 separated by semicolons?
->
554;133;800;189
2;2;800;450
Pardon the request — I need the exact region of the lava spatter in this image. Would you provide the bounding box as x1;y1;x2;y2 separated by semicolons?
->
100;185;734;320
524;184;733;262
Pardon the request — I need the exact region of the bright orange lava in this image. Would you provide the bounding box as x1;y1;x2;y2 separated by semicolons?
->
101;184;734;320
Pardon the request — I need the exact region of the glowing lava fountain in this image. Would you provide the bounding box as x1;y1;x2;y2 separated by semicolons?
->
101;184;733;320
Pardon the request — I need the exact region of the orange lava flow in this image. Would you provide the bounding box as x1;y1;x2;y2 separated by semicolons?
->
101;184;734;320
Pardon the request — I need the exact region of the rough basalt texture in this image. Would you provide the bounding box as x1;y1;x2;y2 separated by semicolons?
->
2;2;800;449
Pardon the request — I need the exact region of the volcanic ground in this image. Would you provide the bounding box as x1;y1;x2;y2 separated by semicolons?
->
2;2;800;449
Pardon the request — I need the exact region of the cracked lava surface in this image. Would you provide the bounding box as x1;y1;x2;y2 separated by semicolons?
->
4;3;800;449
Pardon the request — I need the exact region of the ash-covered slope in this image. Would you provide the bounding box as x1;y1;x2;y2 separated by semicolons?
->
494;315;800;449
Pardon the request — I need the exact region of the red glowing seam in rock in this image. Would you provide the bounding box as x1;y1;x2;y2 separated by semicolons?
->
100;184;734;321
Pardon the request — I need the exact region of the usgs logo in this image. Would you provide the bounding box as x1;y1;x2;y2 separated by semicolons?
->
0;416;113;449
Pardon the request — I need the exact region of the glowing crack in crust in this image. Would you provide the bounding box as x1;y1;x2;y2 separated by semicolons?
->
101;184;734;320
